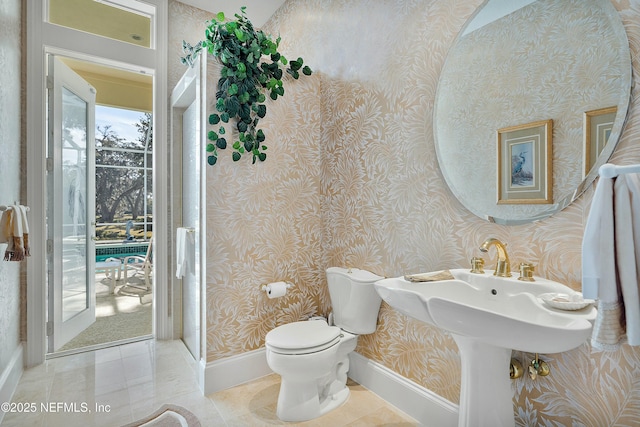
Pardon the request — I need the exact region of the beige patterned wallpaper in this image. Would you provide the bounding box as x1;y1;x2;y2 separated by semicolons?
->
170;0;640;424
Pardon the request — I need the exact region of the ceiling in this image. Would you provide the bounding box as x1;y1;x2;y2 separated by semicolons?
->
177;0;287;28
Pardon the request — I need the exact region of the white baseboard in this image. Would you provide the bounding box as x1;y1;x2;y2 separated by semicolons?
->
348;352;459;426
201;347;271;395
199;346;458;426
0;343;24;425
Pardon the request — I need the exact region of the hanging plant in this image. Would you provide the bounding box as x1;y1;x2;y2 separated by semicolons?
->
181;6;312;165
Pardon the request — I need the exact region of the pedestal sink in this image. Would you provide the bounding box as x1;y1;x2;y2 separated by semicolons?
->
374;269;596;427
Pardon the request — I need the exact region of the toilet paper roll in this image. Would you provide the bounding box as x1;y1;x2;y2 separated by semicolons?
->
265;281;288;299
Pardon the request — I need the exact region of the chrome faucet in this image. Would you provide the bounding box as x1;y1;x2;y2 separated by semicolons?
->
479;238;511;277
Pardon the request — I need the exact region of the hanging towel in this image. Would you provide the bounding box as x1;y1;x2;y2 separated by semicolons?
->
19;205;30;257
613;173;640;346
10;205;24;261
176;227;188;279
0;205;31;261
582;173;640;350
0;208;13;260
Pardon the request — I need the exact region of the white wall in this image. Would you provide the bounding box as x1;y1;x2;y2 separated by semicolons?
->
0;0;24;417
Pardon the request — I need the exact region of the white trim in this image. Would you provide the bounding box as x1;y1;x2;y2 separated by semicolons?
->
169;55;208;354
26;0;170;364
0;344;24;424
201;348;272;395
150;0;171;341
26;0;48;368
348;352;459;426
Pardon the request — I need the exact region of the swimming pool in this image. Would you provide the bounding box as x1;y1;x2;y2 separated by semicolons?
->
95;242;149;262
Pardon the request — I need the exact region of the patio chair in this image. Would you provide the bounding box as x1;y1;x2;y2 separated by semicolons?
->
123;241;152;291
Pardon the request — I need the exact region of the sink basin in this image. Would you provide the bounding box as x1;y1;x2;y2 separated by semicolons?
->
374;269;596;353
374;269;596;427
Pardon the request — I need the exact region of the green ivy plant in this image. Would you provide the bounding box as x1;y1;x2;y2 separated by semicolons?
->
181;6;312;165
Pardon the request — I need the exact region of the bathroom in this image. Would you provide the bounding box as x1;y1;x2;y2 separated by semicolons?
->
2;0;640;425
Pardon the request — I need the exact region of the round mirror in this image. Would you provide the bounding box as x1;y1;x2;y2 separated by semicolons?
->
434;0;632;224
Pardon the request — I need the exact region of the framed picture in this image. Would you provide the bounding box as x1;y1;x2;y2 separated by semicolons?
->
584;106;617;176
497;119;553;205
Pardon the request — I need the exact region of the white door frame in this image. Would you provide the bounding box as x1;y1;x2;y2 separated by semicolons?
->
170;54;208;366
25;0;169;366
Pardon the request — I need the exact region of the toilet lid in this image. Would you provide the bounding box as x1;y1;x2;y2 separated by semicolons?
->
266;320;341;354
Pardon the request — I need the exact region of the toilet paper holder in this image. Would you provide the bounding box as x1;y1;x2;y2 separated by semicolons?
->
261;281;294;292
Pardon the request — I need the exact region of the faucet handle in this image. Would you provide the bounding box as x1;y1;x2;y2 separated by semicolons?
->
517;263;535;282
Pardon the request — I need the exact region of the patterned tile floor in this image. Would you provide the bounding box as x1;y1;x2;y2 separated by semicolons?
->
1;340;418;426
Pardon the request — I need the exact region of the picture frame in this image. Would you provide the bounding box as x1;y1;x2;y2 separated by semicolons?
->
584;106;617;176
497;119;553;205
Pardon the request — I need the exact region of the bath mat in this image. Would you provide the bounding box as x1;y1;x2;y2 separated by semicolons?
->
122;404;201;427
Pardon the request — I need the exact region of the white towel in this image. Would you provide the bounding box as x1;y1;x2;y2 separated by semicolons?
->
18;205;30;256
582;174;640;350
614;174;640;346
0;209;12;245
582;177;615;300
176;227;188;279
0;208;13;260
0;205;28;261
11;205;24;260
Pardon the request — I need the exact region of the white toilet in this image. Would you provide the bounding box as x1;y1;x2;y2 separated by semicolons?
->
265;267;383;422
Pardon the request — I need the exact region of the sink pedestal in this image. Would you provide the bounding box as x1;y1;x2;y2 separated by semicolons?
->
453;334;514;427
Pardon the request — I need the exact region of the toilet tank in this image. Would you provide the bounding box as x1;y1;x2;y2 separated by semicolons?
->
326;267;383;334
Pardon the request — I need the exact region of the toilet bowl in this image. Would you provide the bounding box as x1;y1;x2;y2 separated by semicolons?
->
265;267;383;422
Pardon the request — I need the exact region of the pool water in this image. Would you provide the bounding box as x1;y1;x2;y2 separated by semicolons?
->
96;242;149;262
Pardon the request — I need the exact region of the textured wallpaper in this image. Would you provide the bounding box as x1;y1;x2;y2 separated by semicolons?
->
0;0;23;374
169;0;640;424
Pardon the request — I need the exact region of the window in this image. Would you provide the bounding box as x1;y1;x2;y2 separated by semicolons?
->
95;105;152;242
48;0;154;48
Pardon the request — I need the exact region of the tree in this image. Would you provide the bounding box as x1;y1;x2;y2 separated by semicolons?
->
95;113;152;226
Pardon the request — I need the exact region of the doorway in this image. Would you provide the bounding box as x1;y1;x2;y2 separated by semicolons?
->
46;54;155;355
25;0;170;366
170;54;205;362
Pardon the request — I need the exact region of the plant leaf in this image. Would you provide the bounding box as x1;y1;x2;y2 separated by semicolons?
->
196;6;313;166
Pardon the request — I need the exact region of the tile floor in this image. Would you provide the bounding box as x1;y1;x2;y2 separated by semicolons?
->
1;340;419;426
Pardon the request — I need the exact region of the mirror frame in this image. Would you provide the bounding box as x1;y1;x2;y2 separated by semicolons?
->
434;0;633;225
